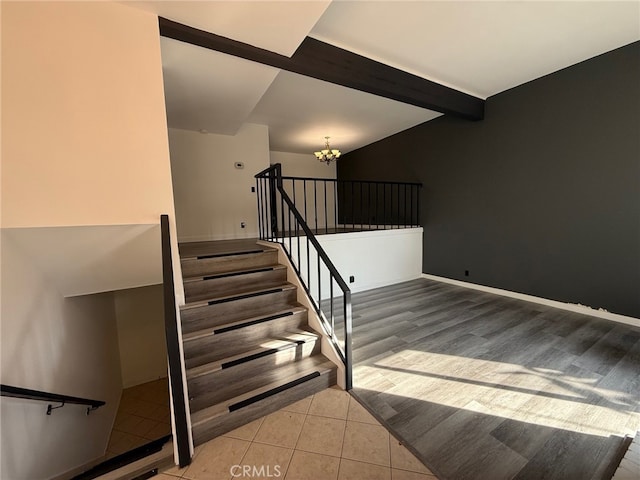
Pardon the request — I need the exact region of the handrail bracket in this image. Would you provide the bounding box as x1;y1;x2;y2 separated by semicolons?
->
46;401;65;415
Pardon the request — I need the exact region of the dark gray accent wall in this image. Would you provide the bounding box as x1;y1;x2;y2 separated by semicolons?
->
338;41;640;318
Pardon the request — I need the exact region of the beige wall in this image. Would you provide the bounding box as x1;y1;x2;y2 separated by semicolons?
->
0;3;186;477
270;151;337;179
0;0;184;299
115;285;168;389
169;125;270;242
0;233;122;480
1;1;175;228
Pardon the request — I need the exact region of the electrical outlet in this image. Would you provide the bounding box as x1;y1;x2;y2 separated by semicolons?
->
251;186;255;193
241;222;246;228
349;275;355;283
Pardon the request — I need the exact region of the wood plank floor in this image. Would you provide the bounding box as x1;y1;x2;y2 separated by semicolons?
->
348;279;640;480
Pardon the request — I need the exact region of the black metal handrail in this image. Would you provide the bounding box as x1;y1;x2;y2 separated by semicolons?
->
256;164;353;389
0;384;105;415
160;214;191;468
279;175;421;234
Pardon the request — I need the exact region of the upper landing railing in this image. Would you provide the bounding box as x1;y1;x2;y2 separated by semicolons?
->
279;175;422;234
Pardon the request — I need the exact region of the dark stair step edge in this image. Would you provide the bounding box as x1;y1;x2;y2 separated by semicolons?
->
186;329;320;380
70;435;171;480
182;264;285;283
182;306;307;343
190;357;336;427
181;283;296;308
180;246;275;261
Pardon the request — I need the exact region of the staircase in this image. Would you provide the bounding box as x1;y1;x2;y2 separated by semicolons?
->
178;239;338;445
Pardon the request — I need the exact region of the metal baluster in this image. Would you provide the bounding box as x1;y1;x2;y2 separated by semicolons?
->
351;182;355;231
344;291;353;390
330;276;334;339
324;180;328;234
314;180;318;233
281;192;285;245
383;183;386;227
367;182;371;230
303;180;308;225
306;236;310;294
375;184;379;230
404;184;408;228
360;182;363;230
288;205;292;253
297;217;301;274
409;185;414;227
261;178;266;238
397;183;400;229
292;180;297;217
333;180;338;233
317;248;321;311
417;186;421;226
256;179;262;239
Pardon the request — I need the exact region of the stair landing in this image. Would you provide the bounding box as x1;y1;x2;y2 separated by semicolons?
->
179;238;265;258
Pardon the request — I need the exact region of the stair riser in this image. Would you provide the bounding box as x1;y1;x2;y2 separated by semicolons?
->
181;250;278;277
180;289;298;334
184;268;287;303
184;312;309;369
189;342;322;412
192;369;337;446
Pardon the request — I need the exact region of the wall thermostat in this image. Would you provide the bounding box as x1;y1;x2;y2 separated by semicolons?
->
234;162;245;169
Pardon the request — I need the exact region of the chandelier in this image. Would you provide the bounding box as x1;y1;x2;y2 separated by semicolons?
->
314;136;341;165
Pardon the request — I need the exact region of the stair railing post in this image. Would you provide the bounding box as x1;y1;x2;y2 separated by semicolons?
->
269;171;278;239
344;290;353;390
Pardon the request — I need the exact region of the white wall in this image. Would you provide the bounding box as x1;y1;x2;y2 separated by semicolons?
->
115;285;168;389
169;125;270;242
270;151;337;179
288;228;424;301
0;234;122;480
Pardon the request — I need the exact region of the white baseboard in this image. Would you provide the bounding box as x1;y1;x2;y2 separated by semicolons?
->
421;273;640;328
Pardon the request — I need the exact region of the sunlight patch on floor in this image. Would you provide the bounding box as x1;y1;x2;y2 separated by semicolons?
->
353;349;640;438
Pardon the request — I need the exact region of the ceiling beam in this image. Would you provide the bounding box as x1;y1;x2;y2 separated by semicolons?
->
158;17;484;121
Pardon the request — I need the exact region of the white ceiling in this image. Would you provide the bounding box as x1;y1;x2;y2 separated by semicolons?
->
128;1;331;56
161;37;280;134
144;1;640;154
311;1;640;99
248;70;440;154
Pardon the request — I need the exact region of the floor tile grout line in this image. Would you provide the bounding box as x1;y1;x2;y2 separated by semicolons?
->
337;396;352;469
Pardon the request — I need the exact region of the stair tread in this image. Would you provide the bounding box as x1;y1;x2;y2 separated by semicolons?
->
183;305;307;342
183;264;285;283
187;328;320;379
182;282;297;308
190;355;336;426
179;240;273;259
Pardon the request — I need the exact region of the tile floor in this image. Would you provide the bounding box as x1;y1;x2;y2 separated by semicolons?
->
160;387;438;480
106;378;172;458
